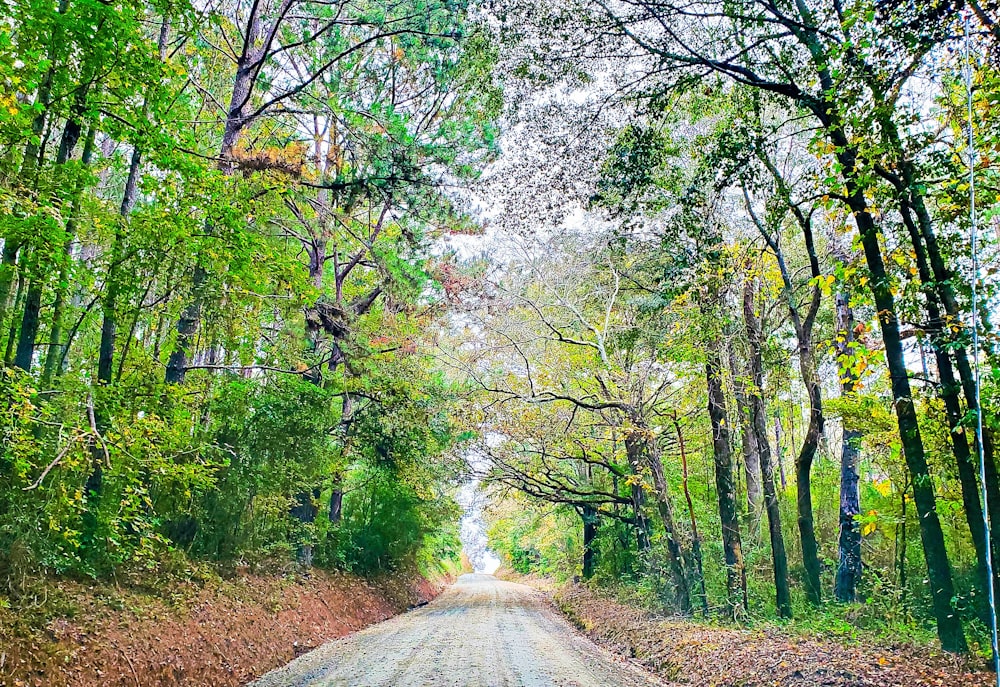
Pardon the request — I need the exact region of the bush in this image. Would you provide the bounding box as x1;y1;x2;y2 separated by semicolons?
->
317;466;461;575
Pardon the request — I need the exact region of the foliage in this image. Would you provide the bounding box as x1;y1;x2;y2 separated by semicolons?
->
0;0;497;586
464;0;1000;654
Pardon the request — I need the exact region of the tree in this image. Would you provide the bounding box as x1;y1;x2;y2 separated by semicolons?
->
833;290;863;602
741;269;793;617
163;0;493;384
451;233;699;611
584;0;969;651
0;0;498;582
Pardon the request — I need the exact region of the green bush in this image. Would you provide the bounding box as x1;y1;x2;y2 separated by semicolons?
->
317;466;460;575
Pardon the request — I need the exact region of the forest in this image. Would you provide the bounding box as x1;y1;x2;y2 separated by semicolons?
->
1;0;1000;677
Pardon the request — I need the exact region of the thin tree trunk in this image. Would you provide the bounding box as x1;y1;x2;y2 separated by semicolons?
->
983;432;1000;579
5;270;25;365
899;478;909;618
97;238;122;385
290;487;321;566
743;173;824;605
729;342;762;515
775;416;787;490
834;292;863;602
625;414;691;614
328;391;352;525
705;319;748;618
164;264;206;383
57;294;98;373
97;147;143;384
582;505;598;580
0;240;19;342
795;346;824;605
743;277;792;617
674;416;708;615
42;124;98;385
13;280;42;372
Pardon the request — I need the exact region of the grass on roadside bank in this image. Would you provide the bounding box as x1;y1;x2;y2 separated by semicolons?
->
601;574;949;652
551;581;994;687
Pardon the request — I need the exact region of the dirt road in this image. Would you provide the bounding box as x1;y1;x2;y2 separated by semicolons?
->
249;574;661;687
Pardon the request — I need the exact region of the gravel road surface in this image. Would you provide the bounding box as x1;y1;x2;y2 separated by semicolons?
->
249;573;662;687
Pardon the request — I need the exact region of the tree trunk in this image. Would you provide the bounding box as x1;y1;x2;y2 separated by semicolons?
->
674;416;708;615
705;327;748;618
164;15;261;385
625;415;691;614
631;472;651;552
0;240;19;341
80;446;104;555
744;162;825;603
42;124;98;385
13;280;42;372
834;292;863;602
164;264;206;384
898;478;909;616
836;143;966;651
743;278;792;617
729;342;762;515
582;505;598;580
896;200;996;607
983;431;1000;578
794;344;824;606
328;487;343;523
4;268;25;365
775;416;787;490
290;487;321;566
97;249;121;385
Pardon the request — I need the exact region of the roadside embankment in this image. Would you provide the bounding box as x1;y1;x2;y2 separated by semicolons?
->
553;583;993;687
1;568;445;687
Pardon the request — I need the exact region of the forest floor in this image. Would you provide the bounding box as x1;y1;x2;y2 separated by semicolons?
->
552;583;995;687
0;564;444;687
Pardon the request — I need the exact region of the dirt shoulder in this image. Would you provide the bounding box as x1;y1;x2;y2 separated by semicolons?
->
1;568;445;687
552;583;994;687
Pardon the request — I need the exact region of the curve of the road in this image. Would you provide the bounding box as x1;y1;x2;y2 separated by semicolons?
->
249;573;662;687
